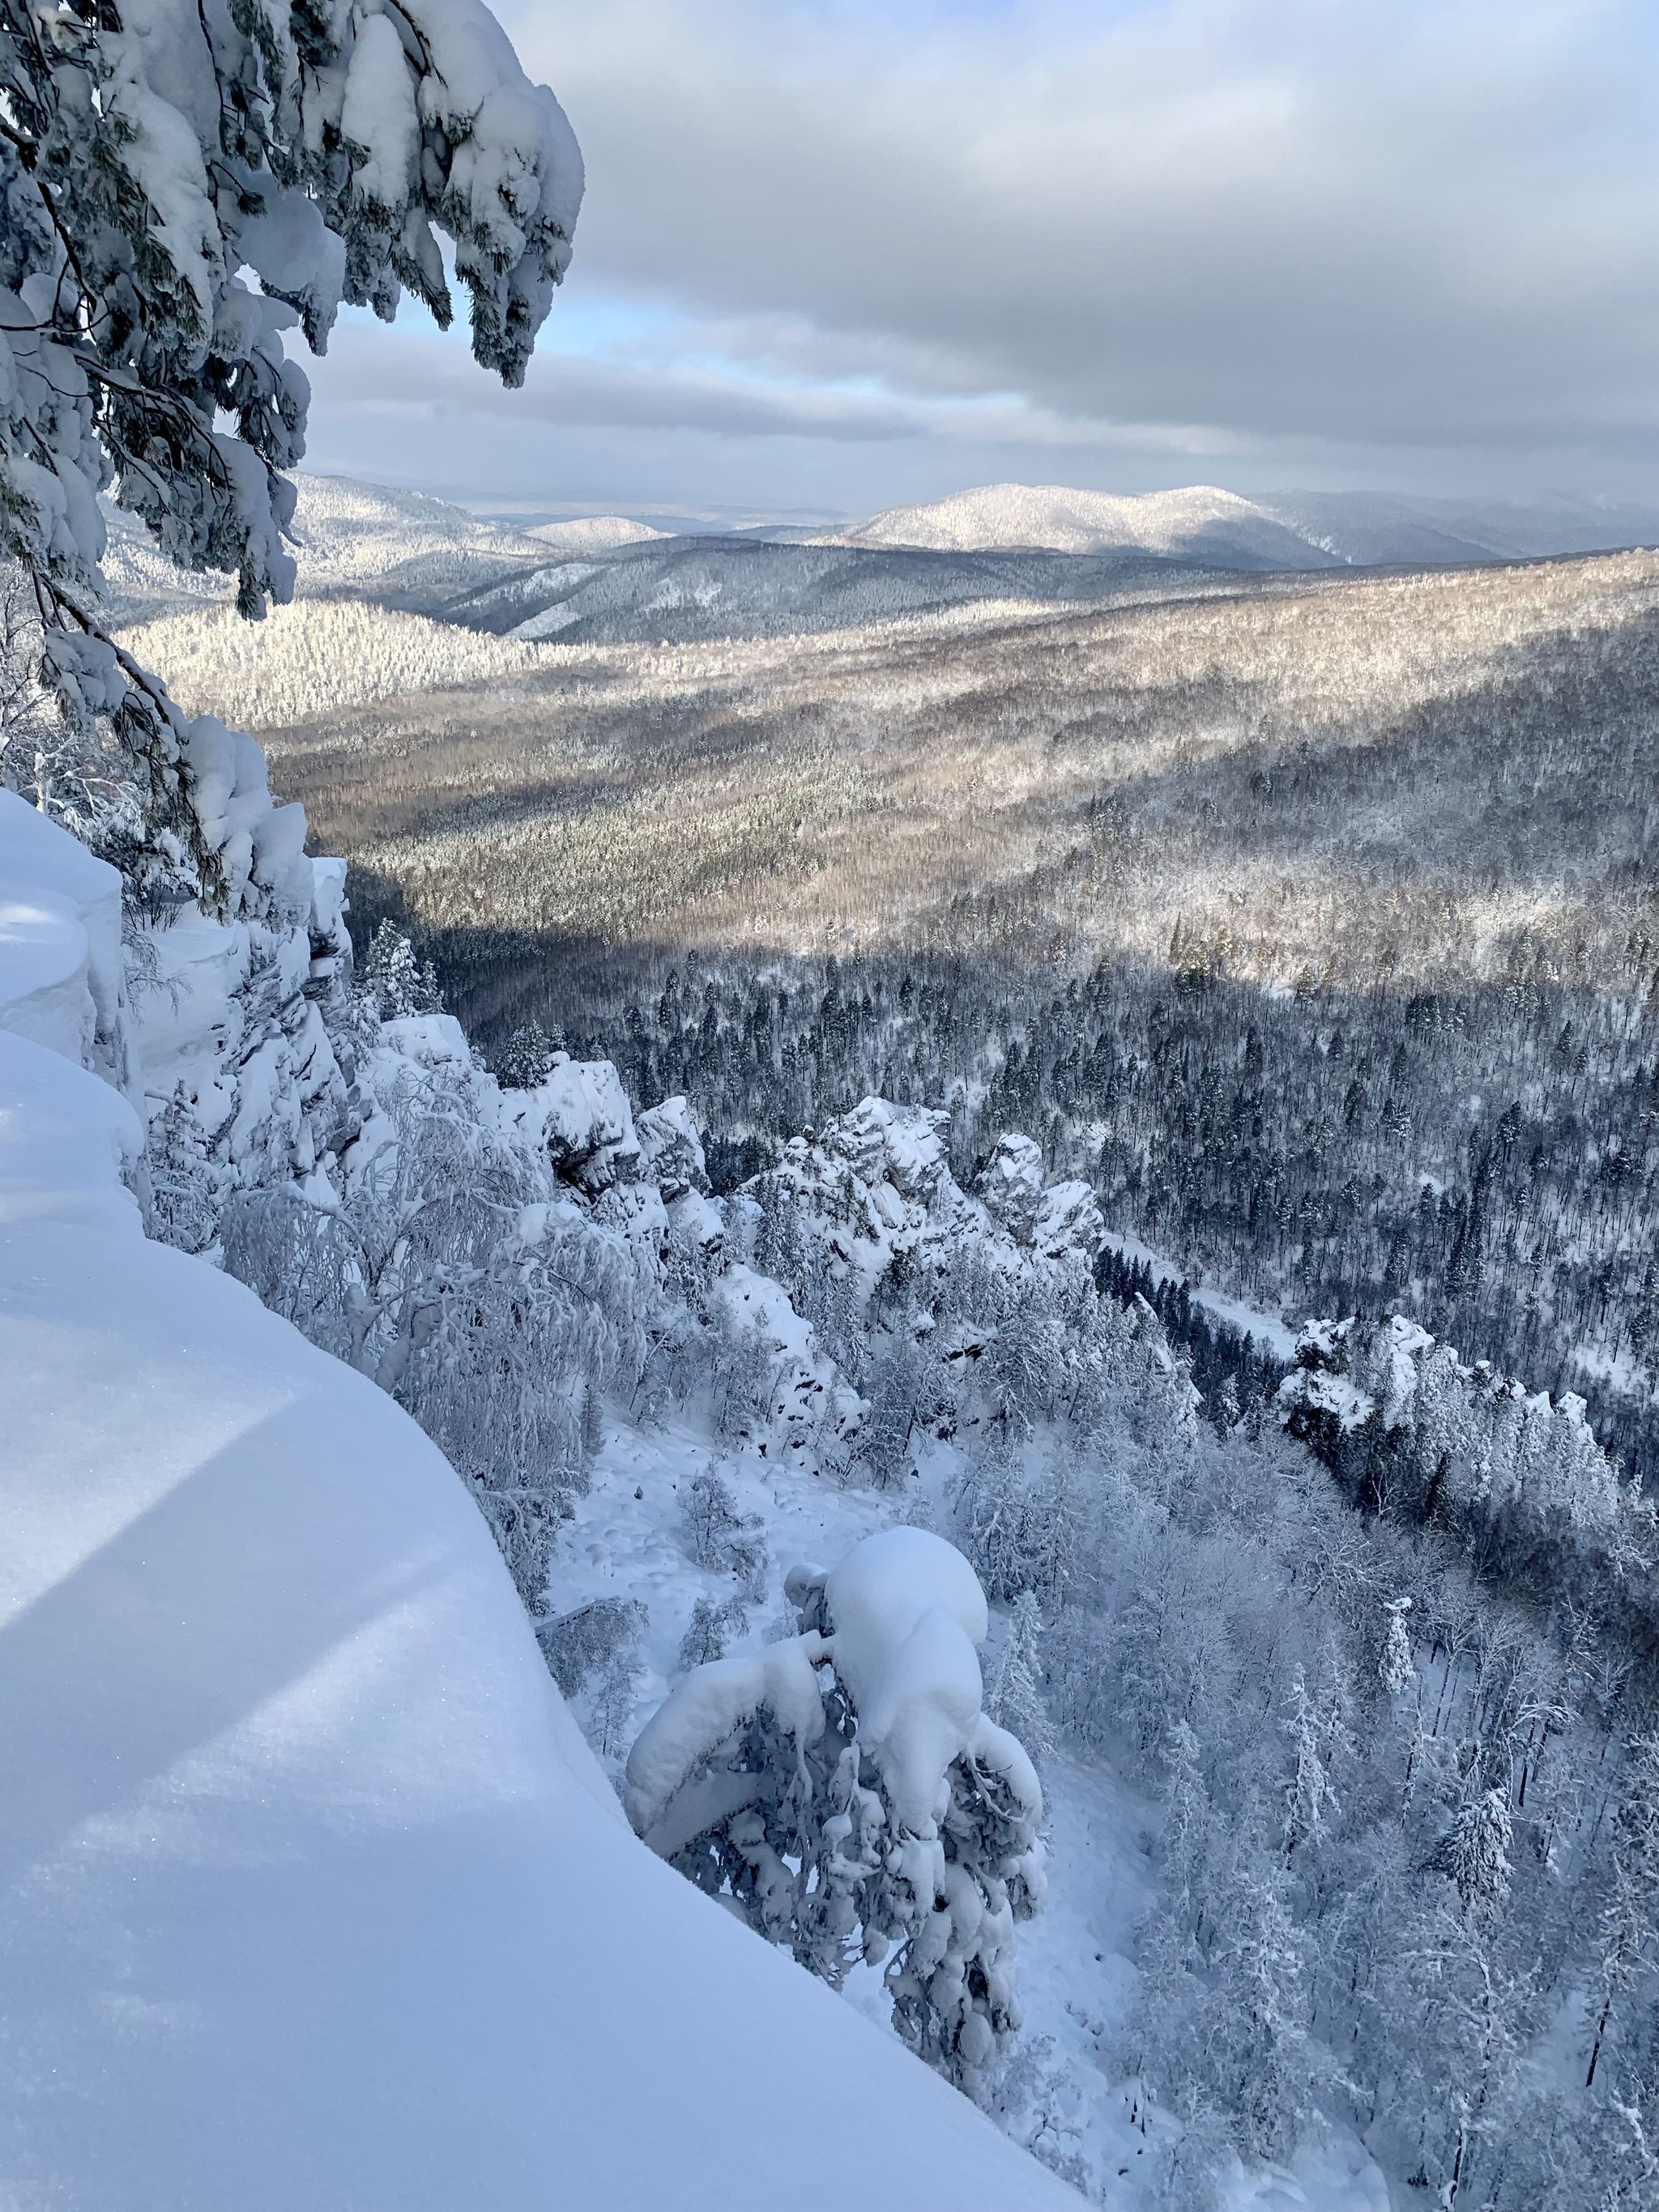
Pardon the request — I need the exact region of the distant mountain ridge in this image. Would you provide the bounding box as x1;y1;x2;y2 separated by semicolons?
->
837;481;1659;568
100;475;555;625
839;484;1320;565
102;471;1659;648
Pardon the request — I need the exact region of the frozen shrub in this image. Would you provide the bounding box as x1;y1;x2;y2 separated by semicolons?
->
536;1596;648;1701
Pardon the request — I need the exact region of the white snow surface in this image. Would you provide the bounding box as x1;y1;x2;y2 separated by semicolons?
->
824;1527;1004;1835
1098;1228;1300;1362
0;812;1080;2208
0;791;126;1079
529;514;670;552
846;482;1239;553
625;1630;830;1842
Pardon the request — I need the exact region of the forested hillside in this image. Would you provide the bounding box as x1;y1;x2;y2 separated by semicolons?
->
480;948;1659;1494
27;390;1659;2210
174;548;1659;995
168;546;1659;1492
19;512;1659;2201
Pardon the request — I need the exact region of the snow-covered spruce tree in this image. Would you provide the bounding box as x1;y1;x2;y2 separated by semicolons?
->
983;1589;1054;1773
680;1464;768;1598
625;1528;1046;2099
0;0;580;893
357;918;441;1021
143;1076;223;1253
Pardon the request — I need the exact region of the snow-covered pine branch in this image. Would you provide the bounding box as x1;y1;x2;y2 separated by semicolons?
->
625;1527;1046;2097
0;0;580;893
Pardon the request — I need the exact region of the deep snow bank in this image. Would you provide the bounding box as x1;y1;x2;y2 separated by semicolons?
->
0;806;1076;2209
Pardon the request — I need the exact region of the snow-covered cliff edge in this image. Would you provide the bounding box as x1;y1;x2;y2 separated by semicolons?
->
0;798;1076;2210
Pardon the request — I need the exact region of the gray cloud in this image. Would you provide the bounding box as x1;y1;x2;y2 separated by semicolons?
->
313;318;1252;450
304;2;1659;506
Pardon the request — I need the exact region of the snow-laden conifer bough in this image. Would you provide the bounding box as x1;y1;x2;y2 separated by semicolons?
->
0;0;580;901
628;1525;1047;2095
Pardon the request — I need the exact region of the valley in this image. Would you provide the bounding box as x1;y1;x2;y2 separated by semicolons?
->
11;0;1658;2201
92;474;1659;2209
120;491;1659;1488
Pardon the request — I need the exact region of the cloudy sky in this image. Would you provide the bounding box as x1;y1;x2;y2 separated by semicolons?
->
301;0;1659;522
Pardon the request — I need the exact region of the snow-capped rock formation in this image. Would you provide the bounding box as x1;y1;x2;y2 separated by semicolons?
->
0;800;1079;2210
1276;1311;1644;1575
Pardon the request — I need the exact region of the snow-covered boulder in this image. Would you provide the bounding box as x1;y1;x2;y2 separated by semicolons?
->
377;1010;475;1068
635;1093;708;1200
502;1051;640;1190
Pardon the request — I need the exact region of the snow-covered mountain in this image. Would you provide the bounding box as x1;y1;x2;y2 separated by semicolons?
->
840;481;1659;567
842;483;1337;568
98;480;653;625
444;535;1232;643
529;515;671;553
107;473;1659;658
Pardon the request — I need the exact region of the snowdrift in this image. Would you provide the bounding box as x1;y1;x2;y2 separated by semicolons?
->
0;799;1077;2209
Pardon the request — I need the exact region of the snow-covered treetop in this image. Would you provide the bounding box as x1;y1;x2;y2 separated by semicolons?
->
0;0;580;890
817;1526;999;1834
626;1526;1039;1846
622;1526;1045;2093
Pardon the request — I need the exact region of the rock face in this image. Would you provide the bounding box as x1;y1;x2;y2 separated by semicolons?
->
753;1097;1105;1280
635;1095;710;1201
501;1050;642;1191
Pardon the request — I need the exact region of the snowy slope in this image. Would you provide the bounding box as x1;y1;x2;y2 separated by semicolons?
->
530;514;671;552
842;484;1339;567
843;481;1659;568
100;475;554;624
100;475;1659;637
447;535;1222;642
0;808;1079;2210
